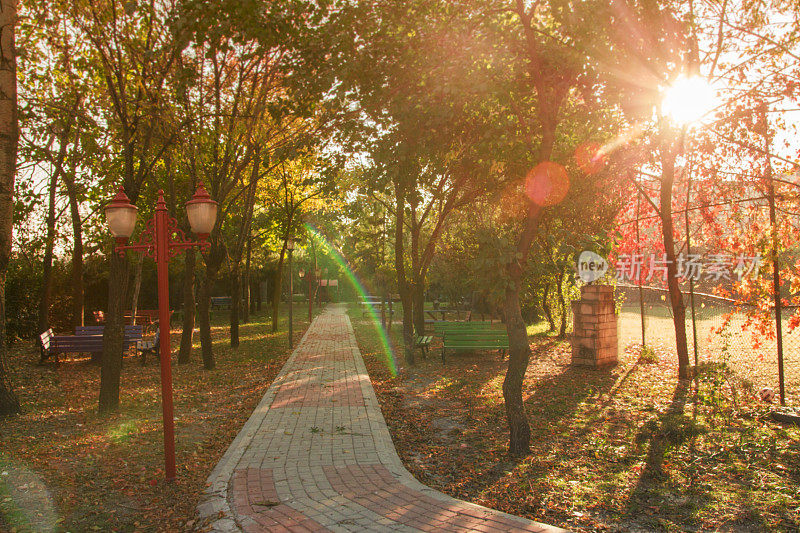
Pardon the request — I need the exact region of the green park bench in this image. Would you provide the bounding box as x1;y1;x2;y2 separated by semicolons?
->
440;327;509;364
432;321;500;337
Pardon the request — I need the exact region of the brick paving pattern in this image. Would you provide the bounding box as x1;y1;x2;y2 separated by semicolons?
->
199;304;566;532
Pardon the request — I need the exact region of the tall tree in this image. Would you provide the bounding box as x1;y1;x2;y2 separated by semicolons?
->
0;0;20;416
69;0;189;413
36;114;72;333
266;156;329;333
475;0;630;454
337;0;503;364
179;0;341;363
228;153;259;347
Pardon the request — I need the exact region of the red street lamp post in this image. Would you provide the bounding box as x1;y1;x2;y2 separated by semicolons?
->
105;184;217;482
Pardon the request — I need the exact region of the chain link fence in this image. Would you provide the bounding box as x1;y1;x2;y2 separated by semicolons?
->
616;284;800;405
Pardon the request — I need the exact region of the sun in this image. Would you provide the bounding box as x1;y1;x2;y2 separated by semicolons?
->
661;76;719;125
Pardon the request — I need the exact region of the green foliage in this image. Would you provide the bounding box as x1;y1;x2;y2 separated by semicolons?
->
5;258;40;343
639;344;659;364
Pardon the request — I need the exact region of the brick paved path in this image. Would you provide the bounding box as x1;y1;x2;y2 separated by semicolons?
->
198;305;565;533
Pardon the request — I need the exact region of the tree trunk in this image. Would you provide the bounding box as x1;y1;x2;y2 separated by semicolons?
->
198;238;224;370
0;0;22;415
0;275;19;416
64;172;83;327
399;286;414;365
37;165;58;334
557;268;567;338
99;127;139;411
393;178;414;366
271;246;287;333
99;250;130;414
660;143;690;379
409;203;425;337
38;100;76;334
243;233;251;323
412;279;425;336
129;252;144;320
381;291;387;328
230;264;241;348
542;284;555;331
501;202;542;456
198;273;216;370
178;247;195;364
256;275;262;311
502;280;531;455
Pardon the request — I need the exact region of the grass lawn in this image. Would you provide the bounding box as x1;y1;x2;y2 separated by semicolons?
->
0;304;317;532
351;307;800;532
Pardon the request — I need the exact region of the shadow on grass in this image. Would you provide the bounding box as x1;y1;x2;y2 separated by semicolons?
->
619;379;773;531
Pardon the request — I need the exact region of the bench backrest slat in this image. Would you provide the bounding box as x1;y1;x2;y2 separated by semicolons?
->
444;333;508;338
40;328;54;351
433;321;498;329
75;325;143;336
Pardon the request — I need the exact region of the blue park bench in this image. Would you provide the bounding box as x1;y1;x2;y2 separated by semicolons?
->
39;325;143;364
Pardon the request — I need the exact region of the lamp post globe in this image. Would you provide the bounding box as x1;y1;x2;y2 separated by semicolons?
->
185;182;218;239
105;188;138;245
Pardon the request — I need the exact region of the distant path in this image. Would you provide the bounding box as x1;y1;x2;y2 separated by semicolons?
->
198;304;566;532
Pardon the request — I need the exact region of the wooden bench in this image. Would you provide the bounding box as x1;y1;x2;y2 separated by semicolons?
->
441;329;509;364
360;302;381;317
210;296;232;309
76;325;143;338
125;309;173;331
359;296;382;317
39;326;144;363
93;310;172;329
432;321;501;337
39;329;58;363
413;335;432;359
135;309;160;322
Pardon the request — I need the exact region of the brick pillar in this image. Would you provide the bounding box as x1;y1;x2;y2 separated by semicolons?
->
571;284;617;368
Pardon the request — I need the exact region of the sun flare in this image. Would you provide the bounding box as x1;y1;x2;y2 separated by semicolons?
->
661;76;719;125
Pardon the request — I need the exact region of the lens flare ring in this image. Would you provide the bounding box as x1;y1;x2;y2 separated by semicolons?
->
525;161;570;207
